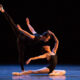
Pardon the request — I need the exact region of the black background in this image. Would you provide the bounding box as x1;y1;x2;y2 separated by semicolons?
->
0;0;80;65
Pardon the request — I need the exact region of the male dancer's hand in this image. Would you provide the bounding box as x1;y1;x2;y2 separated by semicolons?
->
26;18;30;25
17;24;22;31
0;4;5;13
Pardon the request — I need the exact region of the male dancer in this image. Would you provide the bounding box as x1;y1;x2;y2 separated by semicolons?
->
0;4;51;71
0;4;36;71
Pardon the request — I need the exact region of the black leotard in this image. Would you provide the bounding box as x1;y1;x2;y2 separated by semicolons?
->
47;55;57;73
34;35;51;53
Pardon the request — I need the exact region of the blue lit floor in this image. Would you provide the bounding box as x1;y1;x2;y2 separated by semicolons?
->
0;65;80;80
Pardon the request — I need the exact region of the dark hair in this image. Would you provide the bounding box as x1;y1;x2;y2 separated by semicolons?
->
42;31;51;38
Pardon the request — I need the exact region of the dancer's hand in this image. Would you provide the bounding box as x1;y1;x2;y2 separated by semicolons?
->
0;4;5;12
26;18;30;25
48;30;53;34
26;58;32;64
17;24;22;31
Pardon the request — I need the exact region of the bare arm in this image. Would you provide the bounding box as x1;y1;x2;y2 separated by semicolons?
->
31;54;47;60
48;30;59;54
26;53;47;64
26;18;37;34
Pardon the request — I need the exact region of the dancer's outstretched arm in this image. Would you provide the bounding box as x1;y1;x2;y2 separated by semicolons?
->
26;18;37;34
17;24;35;39
26;53;47;64
48;30;59;54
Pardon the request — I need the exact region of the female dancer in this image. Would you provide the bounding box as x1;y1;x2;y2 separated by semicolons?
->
0;4;51;71
12;30;66;76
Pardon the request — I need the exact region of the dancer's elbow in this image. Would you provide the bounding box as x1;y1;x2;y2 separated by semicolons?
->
55;39;59;44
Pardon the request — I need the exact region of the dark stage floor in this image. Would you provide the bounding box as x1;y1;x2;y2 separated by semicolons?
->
0;65;80;80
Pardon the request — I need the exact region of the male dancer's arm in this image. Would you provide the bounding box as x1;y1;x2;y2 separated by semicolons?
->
26;18;37;34
48;30;59;54
17;24;35;39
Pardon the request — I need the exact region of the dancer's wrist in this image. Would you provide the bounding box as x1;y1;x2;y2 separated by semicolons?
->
17;24;22;31
30;58;32;60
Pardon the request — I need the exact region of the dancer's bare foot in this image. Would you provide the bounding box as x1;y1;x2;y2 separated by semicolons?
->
12;72;21;76
49;70;66;76
0;4;5;13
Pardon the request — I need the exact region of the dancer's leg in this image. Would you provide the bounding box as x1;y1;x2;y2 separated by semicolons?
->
0;5;19;36
2;11;20;37
17;35;25;71
12;67;50;75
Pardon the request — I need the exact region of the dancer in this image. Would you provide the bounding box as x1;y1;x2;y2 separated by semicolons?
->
0;4;51;71
12;31;66;76
0;4;25;71
0;5;66;75
0;4;37;72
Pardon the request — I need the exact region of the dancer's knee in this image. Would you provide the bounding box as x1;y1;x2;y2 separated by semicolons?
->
32;70;41;74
